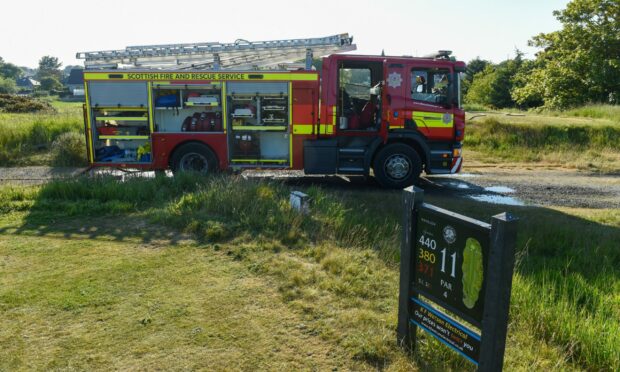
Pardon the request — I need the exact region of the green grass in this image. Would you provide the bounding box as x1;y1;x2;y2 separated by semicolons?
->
1;175;618;370
47;99;84;112
552;104;620;122
0;220;360;370
465;113;620;171
462;103;491;112
0;100;84;166
465;104;620;123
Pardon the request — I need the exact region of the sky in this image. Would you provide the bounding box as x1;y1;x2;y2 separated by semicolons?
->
1;0;570;68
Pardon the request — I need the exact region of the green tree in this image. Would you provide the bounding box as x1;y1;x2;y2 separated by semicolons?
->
514;0;620;108
510;59;544;108
0;57;22;80
465;65;495;107
462;57;491;97
36;56;62;81
39;76;63;92
0;76;17;94
465;52;524;108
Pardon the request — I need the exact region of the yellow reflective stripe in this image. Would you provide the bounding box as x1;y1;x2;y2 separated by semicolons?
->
319;125;334;135
153;82;221;87
222;83;227;132
95;117;148;121
98;135;150;140
261;159;287;163
84;72;318;82
92;107;147;111
329;106;336;134
230;159;287;163
147;82;154;133
412;111;453;128
233;126;287;131
84;82;94;163
293;124;314;134
318;106;336;135
289;82;293;167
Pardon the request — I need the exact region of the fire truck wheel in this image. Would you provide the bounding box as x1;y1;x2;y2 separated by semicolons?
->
171;143;217;174
373;143;422;188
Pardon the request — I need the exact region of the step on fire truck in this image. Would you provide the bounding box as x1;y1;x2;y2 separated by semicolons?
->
78;34;465;188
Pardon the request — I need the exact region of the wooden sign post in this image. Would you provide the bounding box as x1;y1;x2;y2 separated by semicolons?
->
398;186;518;371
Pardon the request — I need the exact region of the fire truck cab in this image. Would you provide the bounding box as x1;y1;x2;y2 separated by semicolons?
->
309;53;465;187
81;37;465;188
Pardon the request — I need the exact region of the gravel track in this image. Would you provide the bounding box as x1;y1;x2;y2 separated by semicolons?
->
1;165;618;209
426;167;620;209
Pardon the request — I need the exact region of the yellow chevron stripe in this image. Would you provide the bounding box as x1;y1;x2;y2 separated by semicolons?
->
412;111;453;128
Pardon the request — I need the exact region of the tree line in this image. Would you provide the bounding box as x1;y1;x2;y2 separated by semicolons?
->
1;0;617;109
0;55;80;95
464;0;619;109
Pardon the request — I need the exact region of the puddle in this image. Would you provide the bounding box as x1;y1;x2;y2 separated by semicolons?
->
430;179;474;190
443;182;471;190
466;194;525;206
484;186;515;193
434;180;471;189
449;173;479;178
91;169;164;182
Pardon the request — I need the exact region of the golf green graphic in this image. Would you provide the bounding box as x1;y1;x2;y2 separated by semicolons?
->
462;238;483;309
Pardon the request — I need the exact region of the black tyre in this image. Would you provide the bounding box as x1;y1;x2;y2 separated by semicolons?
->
373;143;422;188
170;143;217;174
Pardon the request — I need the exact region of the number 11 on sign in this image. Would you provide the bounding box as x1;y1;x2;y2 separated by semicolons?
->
440;249;457;278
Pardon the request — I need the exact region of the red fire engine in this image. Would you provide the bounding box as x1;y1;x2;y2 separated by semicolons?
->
79;34;465;188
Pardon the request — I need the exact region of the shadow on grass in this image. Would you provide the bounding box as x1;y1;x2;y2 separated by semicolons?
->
0;173;207;245
0;212;189;246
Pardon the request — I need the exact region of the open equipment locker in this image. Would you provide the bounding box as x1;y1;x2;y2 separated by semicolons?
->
85;79;294;168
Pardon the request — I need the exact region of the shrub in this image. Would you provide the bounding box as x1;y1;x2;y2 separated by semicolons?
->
0;94;54;113
39;76;63;92
50;131;87;166
32;91;50;98
0;77;17;94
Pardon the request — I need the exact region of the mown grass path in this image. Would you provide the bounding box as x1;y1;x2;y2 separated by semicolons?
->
0;214;358;371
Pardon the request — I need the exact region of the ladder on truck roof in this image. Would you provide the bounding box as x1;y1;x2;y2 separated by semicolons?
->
76;34;356;70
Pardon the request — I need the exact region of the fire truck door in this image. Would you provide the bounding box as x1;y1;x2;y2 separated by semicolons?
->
407;65;454;139
383;62;407;130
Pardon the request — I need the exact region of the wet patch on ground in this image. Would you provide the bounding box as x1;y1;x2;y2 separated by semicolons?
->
426;168;620;209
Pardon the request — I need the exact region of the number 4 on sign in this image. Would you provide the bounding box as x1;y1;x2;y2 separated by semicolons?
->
443;291;448;298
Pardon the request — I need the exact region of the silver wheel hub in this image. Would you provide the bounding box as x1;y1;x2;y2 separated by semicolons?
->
180;153;208;173
384;154;411;180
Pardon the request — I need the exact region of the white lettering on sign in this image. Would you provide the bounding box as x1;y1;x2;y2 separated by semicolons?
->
418;235;437;250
